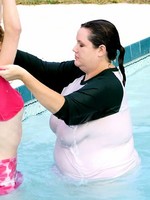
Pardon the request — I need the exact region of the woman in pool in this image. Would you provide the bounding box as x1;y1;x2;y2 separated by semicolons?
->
0;19;140;181
0;0;24;195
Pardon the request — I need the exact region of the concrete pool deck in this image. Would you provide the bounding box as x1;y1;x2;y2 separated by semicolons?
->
11;3;150;88
17;3;150;59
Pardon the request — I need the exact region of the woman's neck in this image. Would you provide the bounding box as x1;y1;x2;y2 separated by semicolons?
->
85;62;113;81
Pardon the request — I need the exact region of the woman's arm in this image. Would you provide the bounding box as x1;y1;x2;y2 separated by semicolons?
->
21;69;65;114
14;50;84;93
0;64;65;113
0;65;123;125
0;0;21;65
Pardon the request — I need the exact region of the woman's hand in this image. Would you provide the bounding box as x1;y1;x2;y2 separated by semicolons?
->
0;64;26;81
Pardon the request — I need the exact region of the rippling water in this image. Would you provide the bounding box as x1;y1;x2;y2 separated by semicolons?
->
1;56;150;200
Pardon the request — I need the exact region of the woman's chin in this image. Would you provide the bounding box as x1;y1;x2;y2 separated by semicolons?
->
74;60;80;67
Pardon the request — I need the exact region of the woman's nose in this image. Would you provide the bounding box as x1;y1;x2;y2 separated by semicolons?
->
72;44;77;52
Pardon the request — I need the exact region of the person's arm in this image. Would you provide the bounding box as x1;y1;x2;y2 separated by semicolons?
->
0;1;2;23
0;64;65;113
0;65;123;125
21;70;65;114
14;50;84;93
0;0;21;65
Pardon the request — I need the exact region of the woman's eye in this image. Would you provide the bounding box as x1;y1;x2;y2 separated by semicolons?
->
79;44;84;47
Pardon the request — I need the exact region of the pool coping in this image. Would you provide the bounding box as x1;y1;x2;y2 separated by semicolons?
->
16;36;150;105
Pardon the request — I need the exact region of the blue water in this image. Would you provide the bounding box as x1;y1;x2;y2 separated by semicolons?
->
1;55;150;200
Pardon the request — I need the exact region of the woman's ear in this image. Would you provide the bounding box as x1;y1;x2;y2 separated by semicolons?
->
98;44;107;56
99;44;106;52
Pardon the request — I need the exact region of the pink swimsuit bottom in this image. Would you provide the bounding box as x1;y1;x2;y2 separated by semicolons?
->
0;157;23;195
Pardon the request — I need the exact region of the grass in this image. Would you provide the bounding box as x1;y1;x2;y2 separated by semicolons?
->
16;0;150;5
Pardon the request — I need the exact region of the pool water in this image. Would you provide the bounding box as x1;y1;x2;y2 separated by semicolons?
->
1;55;150;200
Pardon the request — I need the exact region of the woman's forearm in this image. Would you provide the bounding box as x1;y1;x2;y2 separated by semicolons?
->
0;63;65;113
21;69;65;114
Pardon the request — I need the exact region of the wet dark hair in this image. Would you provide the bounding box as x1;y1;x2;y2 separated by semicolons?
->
81;19;126;86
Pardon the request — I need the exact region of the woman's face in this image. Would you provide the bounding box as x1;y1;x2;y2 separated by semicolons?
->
73;27;100;73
